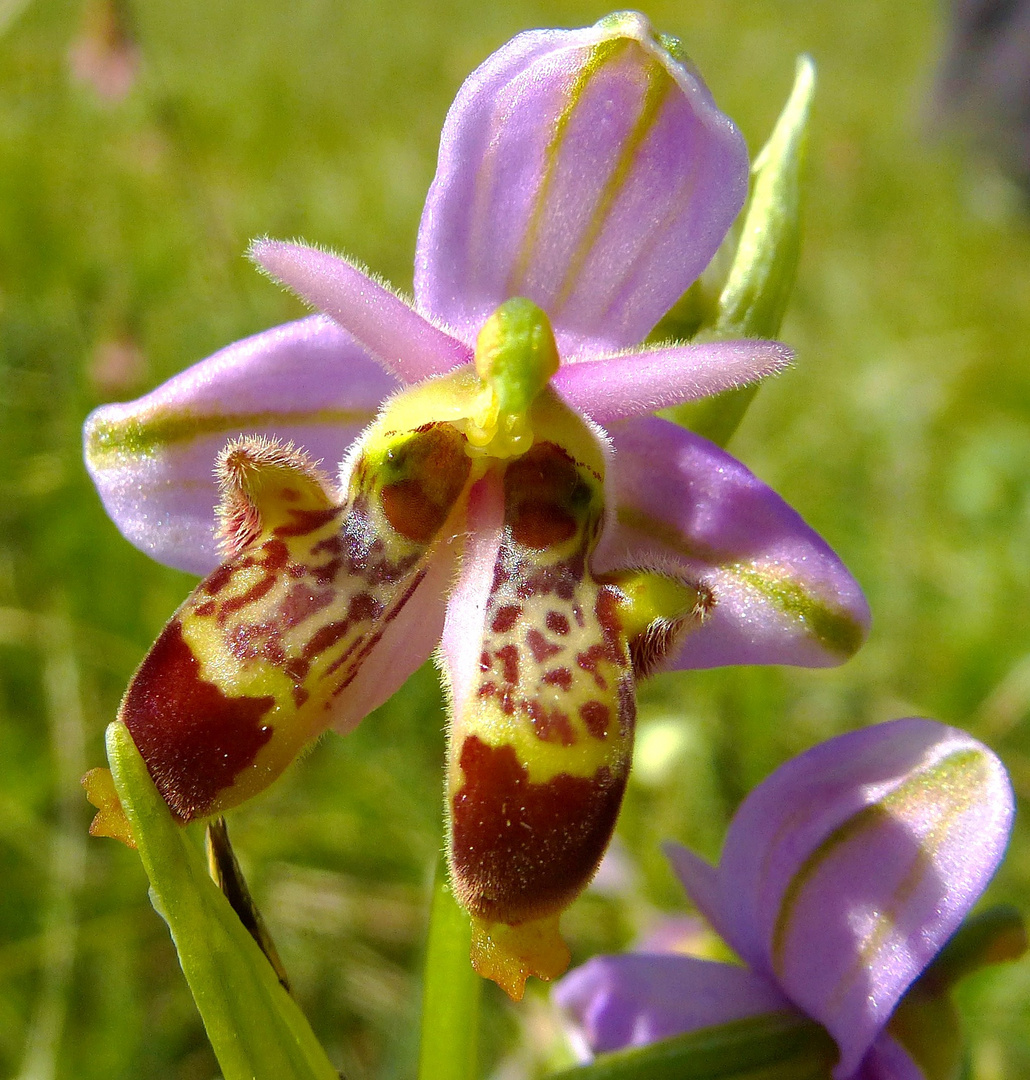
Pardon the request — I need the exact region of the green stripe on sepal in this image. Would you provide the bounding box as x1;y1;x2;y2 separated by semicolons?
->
548;1012;836;1080
664;56;816;448
105;720;339;1080
729;561;866;659
86;405;372;465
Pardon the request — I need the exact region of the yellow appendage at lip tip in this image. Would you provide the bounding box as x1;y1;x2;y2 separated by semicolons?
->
469;913;571;1001
82;766;136;848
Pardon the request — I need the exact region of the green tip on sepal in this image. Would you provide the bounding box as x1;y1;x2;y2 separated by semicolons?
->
665;56;816;447
548;1012;836;1080
105;721;339;1080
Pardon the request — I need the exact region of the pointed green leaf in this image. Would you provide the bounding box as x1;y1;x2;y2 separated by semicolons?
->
667;56;816;447
105;721;339;1080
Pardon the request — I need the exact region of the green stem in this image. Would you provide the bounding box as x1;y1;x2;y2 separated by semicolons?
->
106;722;339;1080
418;858;482;1080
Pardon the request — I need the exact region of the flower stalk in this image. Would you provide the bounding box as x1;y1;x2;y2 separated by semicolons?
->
103;721;338;1080
668;54;816;447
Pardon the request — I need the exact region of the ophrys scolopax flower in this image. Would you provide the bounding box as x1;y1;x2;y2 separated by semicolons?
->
84;12;869;997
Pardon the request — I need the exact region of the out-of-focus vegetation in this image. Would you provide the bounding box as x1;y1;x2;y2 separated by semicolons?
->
1;1;1028;1077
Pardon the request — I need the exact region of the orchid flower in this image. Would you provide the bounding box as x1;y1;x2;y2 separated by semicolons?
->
555;718;1017;1079
83;12;869;998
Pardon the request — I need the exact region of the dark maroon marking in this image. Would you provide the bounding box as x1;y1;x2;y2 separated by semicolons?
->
510;502;576;549
543;667;573;692
261;538;290;571
347;591;382;623
572;604;585;627
580;700;611;740
311;557;342;586
274;505;342;538
301;619;352;661
194;600;216;618
322;563;428;682
517;559;582;603
219;573;277;620
594;587;625;661
491;604;522;635
280;584;336;628
521;700;576;745
380;479;442;544
262;638;286;666
526;628;561;663
450;736;627;923
378;425;471;544
292;686;310;707
576;645;609;690
480;650;492;672
203;563;235;597
285;657;310;683
226;623;261;661
279;486;301;502
119;620;274;822
546;611;570;636
495;644;520;686
491;564;510;592
504;442;592;550
477;683;515;715
312;535;344;556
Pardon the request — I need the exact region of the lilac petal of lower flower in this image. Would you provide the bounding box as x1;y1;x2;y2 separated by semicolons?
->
251;239;471;380
84;316;396;575
717;718;1013;1078
853;1033;926;1080
662;842;754;965
551;340;793;424
594;415;869;668
554;954;791;1058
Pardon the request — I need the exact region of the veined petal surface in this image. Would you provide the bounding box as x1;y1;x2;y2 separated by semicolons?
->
716;719;1013;1078
251;240;471;381
595;415;870;668
552;339;793;424
415;13;748;355
554;954;791;1057
84;316;397;575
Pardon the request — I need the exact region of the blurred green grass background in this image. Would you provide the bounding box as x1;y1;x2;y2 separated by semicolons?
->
1;0;1029;1077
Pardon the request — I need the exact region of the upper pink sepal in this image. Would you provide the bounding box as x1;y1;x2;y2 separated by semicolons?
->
414;13;748;356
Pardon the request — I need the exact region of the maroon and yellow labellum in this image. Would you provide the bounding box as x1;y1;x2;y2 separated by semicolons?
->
113;423;472;824
445;387;707;1000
